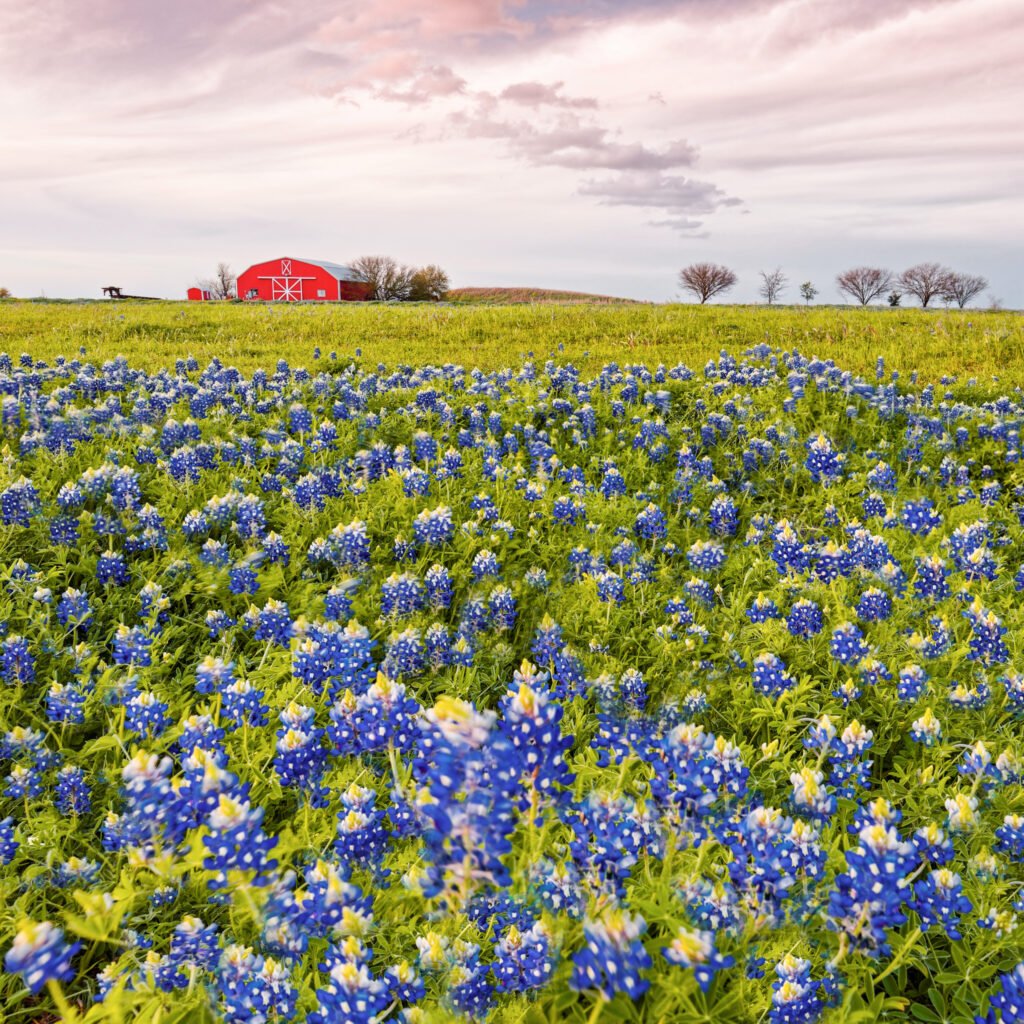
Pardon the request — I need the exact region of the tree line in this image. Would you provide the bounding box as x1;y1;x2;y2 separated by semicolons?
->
678;262;992;308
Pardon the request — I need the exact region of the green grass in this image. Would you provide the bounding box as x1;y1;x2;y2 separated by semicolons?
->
3;300;1022;390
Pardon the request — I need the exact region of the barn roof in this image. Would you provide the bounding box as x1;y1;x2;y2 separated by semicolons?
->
297;258;365;282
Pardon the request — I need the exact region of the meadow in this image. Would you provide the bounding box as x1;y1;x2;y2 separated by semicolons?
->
1;301;1024;1024
3;300;1023;389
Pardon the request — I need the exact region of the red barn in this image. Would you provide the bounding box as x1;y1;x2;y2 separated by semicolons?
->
187;287;212;301
236;257;370;302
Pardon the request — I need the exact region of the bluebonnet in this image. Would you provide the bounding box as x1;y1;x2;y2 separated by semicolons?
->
664;926;734;992
752;653;795;698
570;910;651;1000
4;921;80;994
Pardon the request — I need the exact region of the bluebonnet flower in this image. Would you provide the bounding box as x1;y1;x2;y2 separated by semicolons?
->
913;869;973;940
1;477;42;526
125;688;169;737
0;816;18;863
805;433;844;483
768;956;824;1024
382;628;425;677
202;793;278;889
205;609;236;638
335;784;389;864
4;921;80;994
570;910;651;1000
964;599;1010;665
381;572;426;618
324;583;357;621
708;495;738;536
901;498;942;535
274;702;328;807
113;625;153;666
424;564;454;609
787;599;822;638
1;635;35;686
492;923;553;993
55;588;92;631
975;963;1024;1024
827;822;916;957
914;555;951;601
910;707;942;745
634;502;667;541
96;551;129;586
663;926;734;992
54;765;91;815
829;622;869;666
746;594;780;622
221;678;268;729
687;540;726;572
752;653;795;698
995;814;1024;861
856;588;892;622
413;506;454;546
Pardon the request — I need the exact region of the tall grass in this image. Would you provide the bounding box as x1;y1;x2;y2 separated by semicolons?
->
3;301;1022;391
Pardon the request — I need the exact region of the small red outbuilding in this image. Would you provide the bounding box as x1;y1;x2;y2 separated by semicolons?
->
187;287;212;301
236;257;370;302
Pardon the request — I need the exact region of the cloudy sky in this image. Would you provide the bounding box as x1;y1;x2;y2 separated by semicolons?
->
1;0;1020;303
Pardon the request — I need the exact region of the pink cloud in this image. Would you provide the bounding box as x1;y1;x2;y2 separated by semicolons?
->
498;81;598;109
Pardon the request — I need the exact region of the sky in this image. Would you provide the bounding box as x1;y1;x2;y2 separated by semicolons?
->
0;0;1021;304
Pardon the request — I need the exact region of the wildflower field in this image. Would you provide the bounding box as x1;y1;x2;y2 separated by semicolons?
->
2;301;1024;1024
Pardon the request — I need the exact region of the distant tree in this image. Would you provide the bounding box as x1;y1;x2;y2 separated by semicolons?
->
199;263;236;300
898;263;951;308
351;255;414;301
0;287;10;299
408;265;450;302
678;262;737;304
758;268;787;305
888;291;902;307
799;281;817;304
942;271;988;309
836;267;892;305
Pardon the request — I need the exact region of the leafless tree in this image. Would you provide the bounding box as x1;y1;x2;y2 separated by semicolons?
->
207;262;236;300
942;271;988;309
758;268;787;305
678;262;737;304
408;265;450;302
198;263;236;300
835;267;892;305
351;255;415;301
898;263;951;308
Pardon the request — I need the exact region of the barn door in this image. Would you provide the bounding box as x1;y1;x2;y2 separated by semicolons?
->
270;278;302;301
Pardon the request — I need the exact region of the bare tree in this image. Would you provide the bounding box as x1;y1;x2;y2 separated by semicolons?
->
351;255;415;301
898;263;951;308
209;262;236;299
408;265;450;302
799;281;817;304
942;271;988;309
836;267;892;305
678;263;737;304
758;268;787;305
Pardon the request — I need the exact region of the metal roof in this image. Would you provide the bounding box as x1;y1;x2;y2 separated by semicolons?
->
296;258;365;283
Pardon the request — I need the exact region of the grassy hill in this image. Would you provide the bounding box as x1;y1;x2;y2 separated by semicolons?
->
445;286;641;305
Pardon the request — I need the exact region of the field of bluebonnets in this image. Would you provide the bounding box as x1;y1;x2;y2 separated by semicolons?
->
2;301;1024;1024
